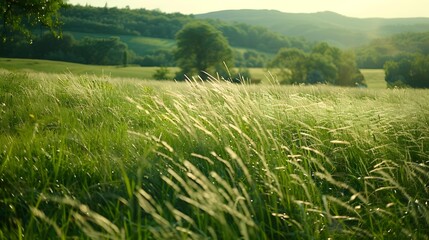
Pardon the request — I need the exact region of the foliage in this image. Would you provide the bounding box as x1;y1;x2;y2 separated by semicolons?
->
384;54;429;88
175;21;233;79
152;66;170;80
0;0;65;41
1;70;428;239
356;31;429;68
270;43;365;86
60;5;192;39
133;49;175;67
0;32;131;65
234;49;269;68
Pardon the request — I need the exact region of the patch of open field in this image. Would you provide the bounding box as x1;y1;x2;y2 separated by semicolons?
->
0;57;178;80
361;69;386;89
0;58;387;88
0;69;428;239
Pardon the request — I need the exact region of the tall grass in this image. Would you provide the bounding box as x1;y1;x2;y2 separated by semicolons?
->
0;69;428;239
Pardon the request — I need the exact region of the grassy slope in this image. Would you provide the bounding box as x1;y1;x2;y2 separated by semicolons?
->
68;31;176;55
0;58;179;80
1;69;428;239
0;58;386;88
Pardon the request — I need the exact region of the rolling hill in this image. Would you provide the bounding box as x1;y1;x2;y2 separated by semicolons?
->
196;10;429;48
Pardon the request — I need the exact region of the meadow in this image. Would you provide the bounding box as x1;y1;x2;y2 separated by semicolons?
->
0;58;386;88
1;66;428;239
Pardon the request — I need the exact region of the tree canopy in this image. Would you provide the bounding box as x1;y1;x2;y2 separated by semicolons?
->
270;43;365;87
175;21;233;79
384;54;429;88
0;0;65;41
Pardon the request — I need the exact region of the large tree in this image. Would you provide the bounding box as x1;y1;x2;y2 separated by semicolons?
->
175;21;233;80
0;0;65;41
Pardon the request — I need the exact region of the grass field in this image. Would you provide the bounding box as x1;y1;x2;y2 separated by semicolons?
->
361;69;387;89
0;58;178;80
0;68;428;239
0;58;386;88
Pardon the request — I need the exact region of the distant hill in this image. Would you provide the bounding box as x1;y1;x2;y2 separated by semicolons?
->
196;10;429;48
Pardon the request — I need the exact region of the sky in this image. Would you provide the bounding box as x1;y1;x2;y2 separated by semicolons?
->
67;0;429;18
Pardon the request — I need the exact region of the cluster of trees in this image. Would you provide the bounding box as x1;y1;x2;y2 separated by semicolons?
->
0;33;129;65
173;22;363;86
356;32;429;68
384;54;429;88
269;43;365;86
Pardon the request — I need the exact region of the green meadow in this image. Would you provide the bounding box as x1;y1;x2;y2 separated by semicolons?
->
0;58;386;88
1;67;428;239
0;58;175;80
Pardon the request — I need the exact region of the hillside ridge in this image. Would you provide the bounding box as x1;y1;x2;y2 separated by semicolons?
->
196;9;429;47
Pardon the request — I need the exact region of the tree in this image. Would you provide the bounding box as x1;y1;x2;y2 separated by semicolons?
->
270;43;365;86
269;48;307;84
384;60;411;86
306;53;337;84
409;55;429;88
385;54;429;88
1;0;66;41
76;37;128;65
175;21;233;80
336;51;365;87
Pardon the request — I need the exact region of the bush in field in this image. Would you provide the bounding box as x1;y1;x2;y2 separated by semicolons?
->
175;21;233;80
153;67;170;80
270;43;365;87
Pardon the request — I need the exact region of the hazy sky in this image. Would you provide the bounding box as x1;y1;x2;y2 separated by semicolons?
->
67;0;429;18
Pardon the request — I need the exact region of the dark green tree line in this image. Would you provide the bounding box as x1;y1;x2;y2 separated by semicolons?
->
0;32;131;65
